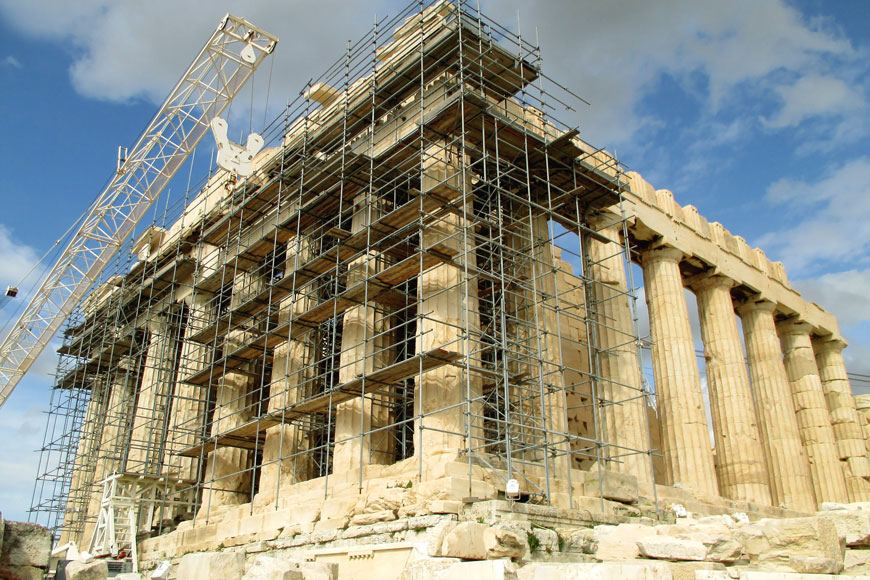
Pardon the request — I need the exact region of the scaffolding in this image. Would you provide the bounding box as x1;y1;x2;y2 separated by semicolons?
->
89;472;195;571
30;0;655;549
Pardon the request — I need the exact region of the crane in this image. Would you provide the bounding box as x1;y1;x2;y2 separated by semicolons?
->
0;15;278;408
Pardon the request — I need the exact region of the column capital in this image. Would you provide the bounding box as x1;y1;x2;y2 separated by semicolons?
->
688;273;734;293
184;292;203;308
585;209;623;232
641;244;684;266
812;336;848;353
735;296;777;317
116;356;135;372
146;315;169;335
776;316;814;337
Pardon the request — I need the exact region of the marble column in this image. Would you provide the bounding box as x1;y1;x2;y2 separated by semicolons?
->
201;372;253;511
257;323;314;501
692;275;771;504
200;272;255;512
59;379;110;546
80;365;139;545
415;142;481;479
126;315;180;475
855;395;870;450
333;196;395;480
531;217;573;482
813;337;870;502
168;242;219;484
586;216;652;486
778;318;848;505
98;364;139;474
737;299;815;512
642;246;718;495
258;237;317;504
165;298;208;483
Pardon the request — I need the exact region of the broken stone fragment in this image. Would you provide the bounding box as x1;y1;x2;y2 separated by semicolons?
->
483;527;526;561
64;559;109;580
1;520;52;568
349;509;397;526
593;523;658;561
732;516;845;574
441;522;488;560
636;536;709;561
177;551;245;580
816;509;870;547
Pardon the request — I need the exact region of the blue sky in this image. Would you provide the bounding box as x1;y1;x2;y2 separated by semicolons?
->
0;0;869;523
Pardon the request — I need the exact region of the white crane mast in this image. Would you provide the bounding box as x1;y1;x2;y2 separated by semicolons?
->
0;15;277;408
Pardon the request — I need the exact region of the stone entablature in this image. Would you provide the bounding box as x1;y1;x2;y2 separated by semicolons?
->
624;171;840;341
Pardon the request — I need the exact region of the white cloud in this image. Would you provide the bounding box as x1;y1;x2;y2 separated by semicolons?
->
2;55;22;68
794;270;870;327
0;229;62;522
761;73;869;153
0;385;52;522
666;117;751;191
0;224;39;287
0;226;60;382
758;156;870;275
0;224;40;338
0;0;392;107
0;0;859;151
764;74;866;129
478;0;856;147
844;344;870;389
792;269;870;382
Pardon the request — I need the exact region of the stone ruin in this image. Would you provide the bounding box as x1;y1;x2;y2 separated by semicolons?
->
0;512;52;580
22;1;870;579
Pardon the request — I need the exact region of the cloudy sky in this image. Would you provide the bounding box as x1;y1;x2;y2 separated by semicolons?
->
0;0;868;522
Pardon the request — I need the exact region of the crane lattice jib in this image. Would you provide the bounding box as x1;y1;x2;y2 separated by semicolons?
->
0;15;277;408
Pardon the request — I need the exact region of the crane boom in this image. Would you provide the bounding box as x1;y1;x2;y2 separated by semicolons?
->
0;15;277;408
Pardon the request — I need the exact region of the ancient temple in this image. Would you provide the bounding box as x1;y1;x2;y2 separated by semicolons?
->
29;2;869;574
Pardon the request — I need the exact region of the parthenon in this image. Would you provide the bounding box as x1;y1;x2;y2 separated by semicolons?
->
25;1;870;577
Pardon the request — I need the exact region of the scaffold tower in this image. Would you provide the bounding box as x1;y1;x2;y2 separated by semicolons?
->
30;0;656;551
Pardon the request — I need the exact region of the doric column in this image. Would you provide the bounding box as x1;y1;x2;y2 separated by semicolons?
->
737;299;815;512
98;364;139;474
80;365;139;545
692;275;770;504
333;196;395;480
415;141;481;479
60;379;111;546
200;272;255;513
168;242;218;484
778;319;848;504
257;238;316;505
531;217;573;483
586;215;652;486
813;337;870;502
165;297;207;483
127;314;180;475
855;395;870;450
258;322;313;498
201;372;253;511
641;246;718;495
